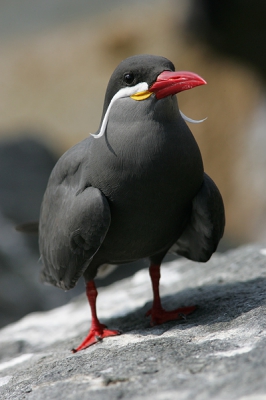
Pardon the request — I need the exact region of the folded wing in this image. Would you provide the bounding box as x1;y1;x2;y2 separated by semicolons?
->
172;173;225;262
39;185;111;290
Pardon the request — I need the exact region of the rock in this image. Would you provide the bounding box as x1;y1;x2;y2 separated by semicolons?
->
0;136;56;226
0;136;86;328
189;0;266;81
0;244;266;399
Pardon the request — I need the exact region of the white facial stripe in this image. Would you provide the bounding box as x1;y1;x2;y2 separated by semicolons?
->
92;82;148;139
180;110;207;124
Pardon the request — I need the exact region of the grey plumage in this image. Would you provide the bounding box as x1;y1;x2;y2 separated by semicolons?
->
39;54;225;293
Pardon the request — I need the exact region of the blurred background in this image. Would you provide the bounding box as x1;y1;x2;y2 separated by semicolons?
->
1;0;266;327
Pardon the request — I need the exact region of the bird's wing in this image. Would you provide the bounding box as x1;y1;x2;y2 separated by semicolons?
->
39;140;111;290
39;185;111;290
171;173;225;262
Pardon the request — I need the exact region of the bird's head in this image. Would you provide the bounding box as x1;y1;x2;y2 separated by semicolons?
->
92;54;207;138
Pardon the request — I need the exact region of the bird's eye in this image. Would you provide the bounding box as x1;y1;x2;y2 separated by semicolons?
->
123;72;135;85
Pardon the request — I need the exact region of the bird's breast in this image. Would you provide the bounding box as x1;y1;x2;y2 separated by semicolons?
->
86;109;204;261
92;100;203;197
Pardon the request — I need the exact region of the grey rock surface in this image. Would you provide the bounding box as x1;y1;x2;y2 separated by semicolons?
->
0;244;266;399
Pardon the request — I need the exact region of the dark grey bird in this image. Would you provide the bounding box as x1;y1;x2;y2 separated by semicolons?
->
37;54;225;352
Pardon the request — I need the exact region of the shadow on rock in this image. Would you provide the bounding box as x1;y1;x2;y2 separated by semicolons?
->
104;277;266;335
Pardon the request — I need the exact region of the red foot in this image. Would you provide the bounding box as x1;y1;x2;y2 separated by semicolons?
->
72;323;120;353
146;305;197;326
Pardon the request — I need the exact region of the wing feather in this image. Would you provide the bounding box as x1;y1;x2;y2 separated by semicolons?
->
172;173;225;262
39;185;111;290
39;139;111;290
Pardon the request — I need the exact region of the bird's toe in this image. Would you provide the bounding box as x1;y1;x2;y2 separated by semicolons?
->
146;305;197;326
72;324;121;353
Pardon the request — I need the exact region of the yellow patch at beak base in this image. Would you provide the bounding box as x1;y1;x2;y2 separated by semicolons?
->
130;90;152;101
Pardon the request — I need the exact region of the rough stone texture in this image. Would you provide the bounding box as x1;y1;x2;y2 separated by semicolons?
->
1;245;266;399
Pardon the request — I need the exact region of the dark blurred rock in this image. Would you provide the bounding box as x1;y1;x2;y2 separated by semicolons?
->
188;0;266;82
0;135;85;328
0;135;56;225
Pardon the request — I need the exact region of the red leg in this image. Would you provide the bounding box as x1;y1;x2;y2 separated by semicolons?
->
146;264;196;325
72;280;120;352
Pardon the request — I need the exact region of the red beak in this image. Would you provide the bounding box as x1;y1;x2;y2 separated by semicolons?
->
149;70;207;100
